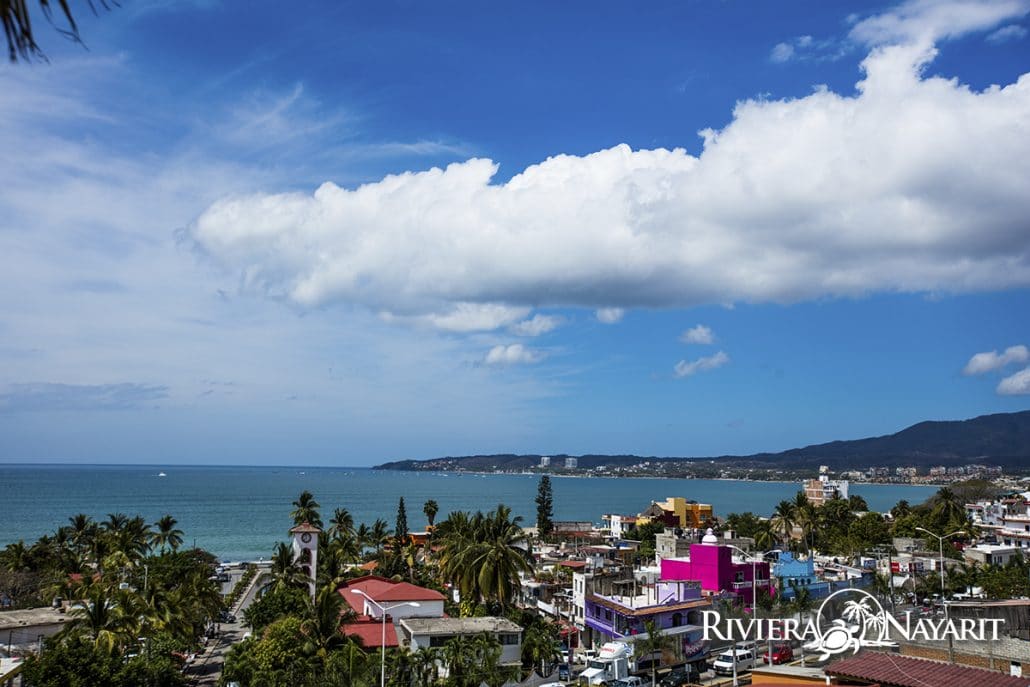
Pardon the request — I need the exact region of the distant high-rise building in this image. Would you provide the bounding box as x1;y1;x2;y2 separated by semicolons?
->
565;456;578;469
540;456;551;467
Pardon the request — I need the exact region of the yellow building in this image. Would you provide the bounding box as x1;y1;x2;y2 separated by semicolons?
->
638;497;713;529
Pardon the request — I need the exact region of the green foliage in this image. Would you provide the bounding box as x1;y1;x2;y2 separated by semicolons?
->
21;638;185;687
291;491;324;529
536;476;554;538
423;500;440;528
437;505;533;610
396;497;409;546
244;585;310;634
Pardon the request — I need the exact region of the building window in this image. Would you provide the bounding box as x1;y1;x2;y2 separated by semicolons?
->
429;635;455;647
671;613;682;628
499;633;519;645
735;571;744;583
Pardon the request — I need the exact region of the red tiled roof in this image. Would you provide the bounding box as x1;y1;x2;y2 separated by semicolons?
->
337;575;445;614
825;651;1030;687
289;522;322;534
343;619;398;648
559;561;587;569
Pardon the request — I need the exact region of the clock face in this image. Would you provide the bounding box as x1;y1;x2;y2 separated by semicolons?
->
301;532;312;543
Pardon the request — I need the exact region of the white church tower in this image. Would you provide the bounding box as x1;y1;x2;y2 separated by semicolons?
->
289;522;321;599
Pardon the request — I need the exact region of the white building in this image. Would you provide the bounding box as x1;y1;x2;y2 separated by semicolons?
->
540;456;551;467
401;617;523;666
565;456;578;469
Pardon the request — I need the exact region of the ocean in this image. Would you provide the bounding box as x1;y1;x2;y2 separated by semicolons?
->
0;465;935;562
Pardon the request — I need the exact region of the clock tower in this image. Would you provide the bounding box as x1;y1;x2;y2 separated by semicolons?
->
289;521;321;599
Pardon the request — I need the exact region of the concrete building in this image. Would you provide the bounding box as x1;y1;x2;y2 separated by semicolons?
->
565;456;578;469
659;530;771;602
401;617;523;666
803;467;849;506
540;456;551;467
338;575;447;648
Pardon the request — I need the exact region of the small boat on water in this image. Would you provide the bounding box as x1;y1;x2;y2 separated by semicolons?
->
158;472;167;477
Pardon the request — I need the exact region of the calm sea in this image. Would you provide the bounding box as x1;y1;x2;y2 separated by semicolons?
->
0;465;935;562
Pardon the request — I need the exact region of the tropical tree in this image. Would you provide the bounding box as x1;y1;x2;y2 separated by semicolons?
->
423;500;440;528
437;505;532;611
636;620;676;687
770;501;796;547
268;541;307;593
930;487;966;528
301;584;353;661
396;497;409;547
520;620;561;676
369;519;392;557
330;508;356;541
290;490;323;529
536;476;554;538
151;515;184;554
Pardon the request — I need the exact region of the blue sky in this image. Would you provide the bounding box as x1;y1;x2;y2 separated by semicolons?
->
1;0;1029;465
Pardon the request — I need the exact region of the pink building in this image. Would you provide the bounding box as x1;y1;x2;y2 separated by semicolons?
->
659;533;771;605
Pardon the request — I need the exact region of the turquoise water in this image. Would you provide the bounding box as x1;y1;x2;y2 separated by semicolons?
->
0;465;935;562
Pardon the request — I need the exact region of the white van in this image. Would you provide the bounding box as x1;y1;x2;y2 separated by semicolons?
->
712;648;756;676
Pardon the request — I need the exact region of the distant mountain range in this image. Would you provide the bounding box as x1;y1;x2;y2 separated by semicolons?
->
373;410;1030;472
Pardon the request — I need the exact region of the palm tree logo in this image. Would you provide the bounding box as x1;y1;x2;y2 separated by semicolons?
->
805;589;895;661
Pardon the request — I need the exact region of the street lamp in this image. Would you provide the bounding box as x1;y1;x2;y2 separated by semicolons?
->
351;589;420;687
728;545;780;681
914;527;964;619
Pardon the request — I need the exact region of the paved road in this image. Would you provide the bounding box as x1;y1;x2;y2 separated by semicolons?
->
187;566;268;686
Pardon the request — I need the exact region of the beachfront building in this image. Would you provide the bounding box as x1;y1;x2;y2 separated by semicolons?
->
803;467;849;506
565;457;578;469
659;530;772;603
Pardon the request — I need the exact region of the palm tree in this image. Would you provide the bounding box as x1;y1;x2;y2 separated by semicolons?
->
329;508;355;540
753;520;776;551
369;519;392;557
931;488;965;527
770;501;796;547
437;505;532;611
67;514;96;554
637;620;675;687
301;584;353;661
62;586;143;654
291;490;323;529
150;514;184;553
423;500;440;528
521;622;561;676
269;542;307;592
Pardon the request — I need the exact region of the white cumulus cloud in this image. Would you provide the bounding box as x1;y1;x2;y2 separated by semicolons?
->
770;42;795;63
484;344;544;366
849;0;1030;46
511;314;562;336
998;366;1030;394
188;2;1030;330
681;324;715;345
674;351;730;378
987;23;1029;43
596;308;625;324
963;345;1029;375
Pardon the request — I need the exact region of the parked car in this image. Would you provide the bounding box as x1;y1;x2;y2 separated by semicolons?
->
657;665;703;687
558;664;572;681
762;643;794;664
712;648;756;676
610;676;647;687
